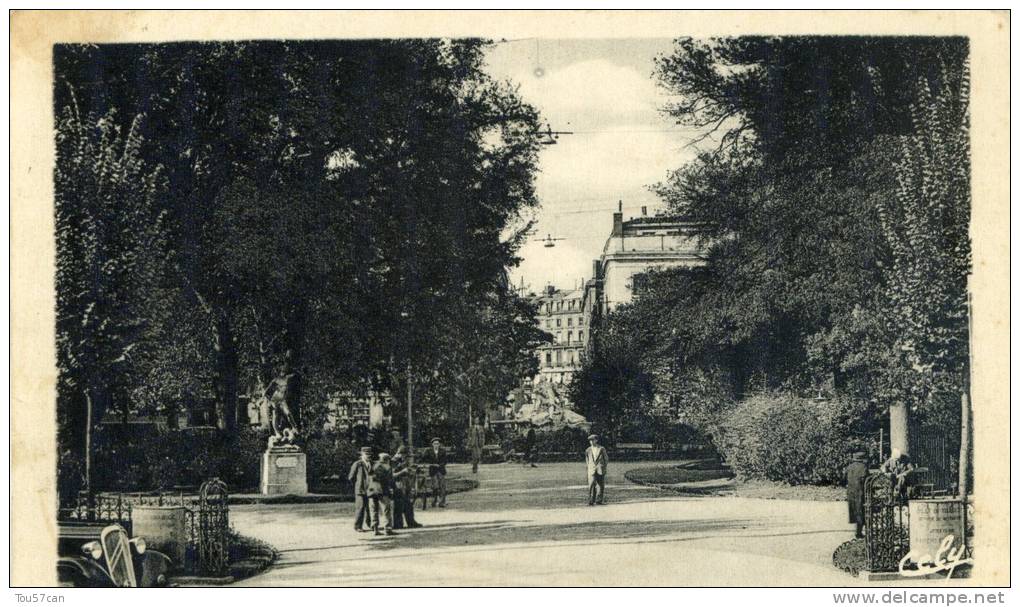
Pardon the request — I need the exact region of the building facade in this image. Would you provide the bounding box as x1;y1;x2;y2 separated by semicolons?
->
582;204;708;332
531;285;586;385
324;389;389;431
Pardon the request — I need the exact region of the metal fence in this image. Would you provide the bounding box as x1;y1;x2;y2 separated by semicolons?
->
911;424;957;495
58;479;230;576
864;473;910;572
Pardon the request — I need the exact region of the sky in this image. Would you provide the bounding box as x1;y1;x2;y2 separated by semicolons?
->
483;38;702;294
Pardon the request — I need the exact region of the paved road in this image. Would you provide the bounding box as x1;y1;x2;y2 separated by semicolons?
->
231;460;860;586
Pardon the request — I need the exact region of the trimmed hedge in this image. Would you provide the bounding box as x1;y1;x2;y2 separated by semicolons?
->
716;393;878;485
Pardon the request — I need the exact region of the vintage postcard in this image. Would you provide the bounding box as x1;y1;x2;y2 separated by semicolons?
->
9;10;1010;591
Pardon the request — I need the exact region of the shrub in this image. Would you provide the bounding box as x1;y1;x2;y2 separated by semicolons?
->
305;431;357;491
91;425;269;492
532;426;589;454
717;393;878;485
215;427;269;489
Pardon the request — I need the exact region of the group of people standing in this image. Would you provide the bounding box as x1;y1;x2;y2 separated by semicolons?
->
347;438;449;536
347;430;612;536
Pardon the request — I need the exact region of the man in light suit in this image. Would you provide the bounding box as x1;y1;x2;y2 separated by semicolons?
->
585;434;608;506
348;446;374;532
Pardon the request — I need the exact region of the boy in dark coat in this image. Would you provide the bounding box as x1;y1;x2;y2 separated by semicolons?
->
846;451;869;538
422;438;448;507
368;453;396;536
392;447;421;529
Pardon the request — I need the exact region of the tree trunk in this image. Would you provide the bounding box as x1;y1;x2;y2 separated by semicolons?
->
889;402;910;455
960;292;973;497
84;389;94;518
250;305;273;390
283;301;308;428
958;391;971;497
213;316;238;433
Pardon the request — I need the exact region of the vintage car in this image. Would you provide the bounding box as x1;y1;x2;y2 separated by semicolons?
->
57;523;172;587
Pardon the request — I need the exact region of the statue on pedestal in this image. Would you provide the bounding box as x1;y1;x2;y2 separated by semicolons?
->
263;356;302;449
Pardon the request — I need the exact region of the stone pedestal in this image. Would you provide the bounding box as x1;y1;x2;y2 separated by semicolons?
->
909;499;965;558
131;505;187;565
260;447;308;496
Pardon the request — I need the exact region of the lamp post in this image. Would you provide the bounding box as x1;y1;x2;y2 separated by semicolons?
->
407;360;413;466
401;311;414;465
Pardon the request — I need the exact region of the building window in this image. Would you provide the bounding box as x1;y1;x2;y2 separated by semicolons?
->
567;331;573;343
567;317;573;326
556;318;561;327
578;330;584;342
555;350;562;364
545;352;552;365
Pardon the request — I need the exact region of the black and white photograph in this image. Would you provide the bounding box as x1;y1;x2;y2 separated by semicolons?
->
9;10;1011;592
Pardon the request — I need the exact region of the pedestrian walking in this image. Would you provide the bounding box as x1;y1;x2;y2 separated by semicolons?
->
524;423;537;467
585;434;608;505
845;451;868;538
422;437;448;507
368;453;396;536
467;417;486;474
392;447;422;529
348;446;373;532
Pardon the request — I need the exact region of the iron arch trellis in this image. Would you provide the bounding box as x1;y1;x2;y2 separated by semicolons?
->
864;473;910;572
198;478;230;577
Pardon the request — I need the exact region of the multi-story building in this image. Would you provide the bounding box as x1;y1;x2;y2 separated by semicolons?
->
531;285;587;385
582;203;708;331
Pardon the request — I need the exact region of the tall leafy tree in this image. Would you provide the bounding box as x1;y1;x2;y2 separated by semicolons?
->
877;60;971;416
568;311;655;444
55;100;168;494
573;37;971;449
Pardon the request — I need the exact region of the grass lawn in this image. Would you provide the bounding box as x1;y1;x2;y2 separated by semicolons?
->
626;465;734;485
625;461;845;501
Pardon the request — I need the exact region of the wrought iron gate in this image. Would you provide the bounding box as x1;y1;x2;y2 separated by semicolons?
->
197;479;230;576
59;480;231;576
864;473;910;572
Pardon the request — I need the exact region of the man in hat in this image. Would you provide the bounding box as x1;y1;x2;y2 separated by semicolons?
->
467;417;486;474
348;447;374;532
368;453;396;536
845;451;869;538
523;422;537;468
421;437;448;507
392;447;422;529
585;434;608;505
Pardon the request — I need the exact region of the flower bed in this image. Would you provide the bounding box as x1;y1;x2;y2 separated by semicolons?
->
833;538;866;576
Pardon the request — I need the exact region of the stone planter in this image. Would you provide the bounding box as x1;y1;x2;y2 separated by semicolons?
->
131;505;187;566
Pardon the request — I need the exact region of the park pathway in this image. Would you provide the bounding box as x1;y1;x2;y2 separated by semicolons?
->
230;460;861;586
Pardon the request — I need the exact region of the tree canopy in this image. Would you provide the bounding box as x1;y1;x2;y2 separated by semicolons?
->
54;39;546;465
574;36;971;446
